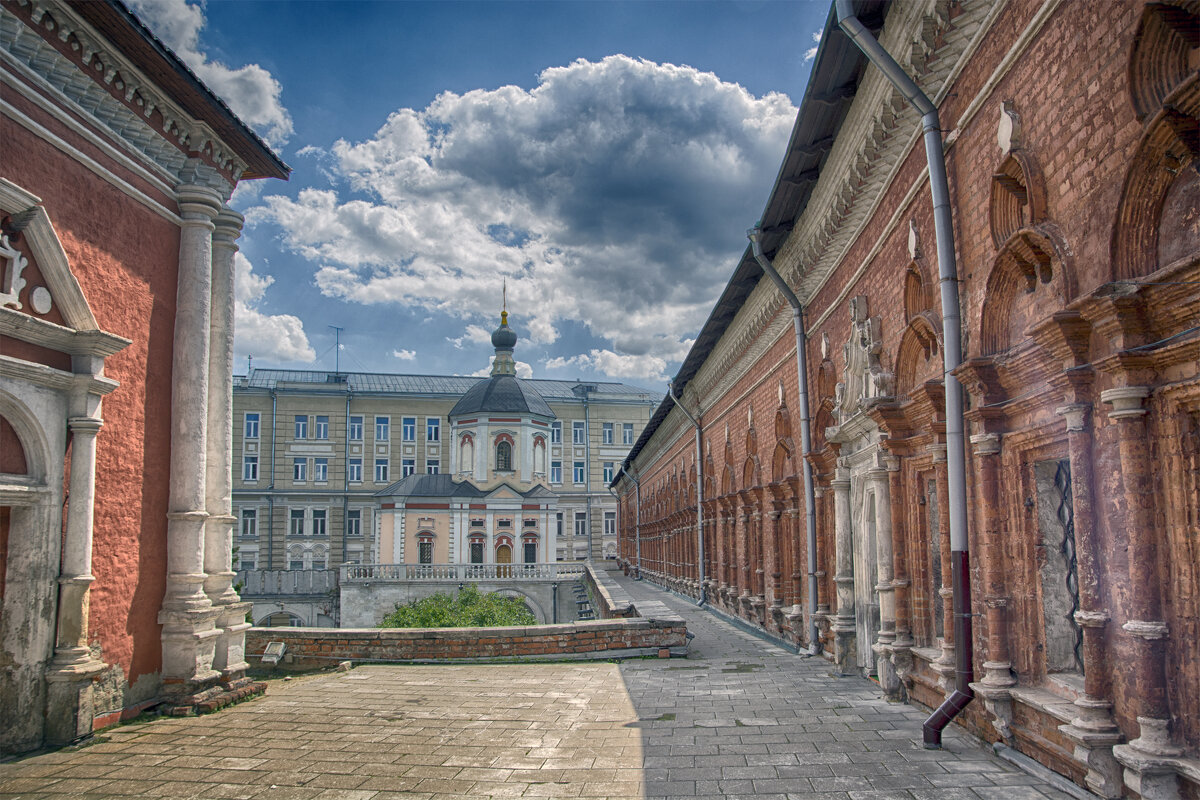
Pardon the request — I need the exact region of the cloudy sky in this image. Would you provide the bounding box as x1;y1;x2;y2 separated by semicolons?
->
128;0;828;389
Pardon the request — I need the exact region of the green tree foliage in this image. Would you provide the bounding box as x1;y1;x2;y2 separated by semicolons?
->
379;584;537;628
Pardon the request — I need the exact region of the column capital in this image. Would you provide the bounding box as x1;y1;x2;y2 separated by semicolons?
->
67;416;103;435
1100;386;1150;419
175;184;223;225
927;442;947;463
969;432;1001;456
212;207;244;246
1055;403;1091;431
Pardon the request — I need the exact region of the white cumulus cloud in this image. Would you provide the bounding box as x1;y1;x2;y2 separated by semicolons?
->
804;30;822;62
393;349;416;361
469;358;534;379
233;253;315;364
126;0;293;146
546;350;669;384
247;55;794;381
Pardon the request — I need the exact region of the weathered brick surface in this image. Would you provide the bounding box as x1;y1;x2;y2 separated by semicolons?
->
617;1;1200;795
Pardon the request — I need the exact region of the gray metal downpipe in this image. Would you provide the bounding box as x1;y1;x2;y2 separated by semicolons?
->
668;381;707;606
748;230;821;656
836;0;973;748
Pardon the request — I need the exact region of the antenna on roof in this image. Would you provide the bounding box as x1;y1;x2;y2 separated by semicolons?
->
247;354;253;374
329;325;343;374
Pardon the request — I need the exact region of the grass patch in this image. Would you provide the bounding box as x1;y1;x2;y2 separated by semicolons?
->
380;584;537;628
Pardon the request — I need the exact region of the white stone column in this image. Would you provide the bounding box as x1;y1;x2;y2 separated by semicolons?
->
159;183;222;690
45;408;106;745
869;457;898;696
205;207;251;681
832;464;856;674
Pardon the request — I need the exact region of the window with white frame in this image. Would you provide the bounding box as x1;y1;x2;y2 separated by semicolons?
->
574;511;587;537
623;422;634;445
312;509;327;537
603;461;614;484
402;417;416;441
375;458;389;482
293;457;307;482
349;415;363;440
602;422;613;444
572;421;585;444
375;416;389;441
347;509;362;537
551;421;561;443
243;455;258;482
314;458;328;482
402;458;415;477
348;458;363;482
604;511;616;537
294;415;308;439
427;459;439;474
239;555;256;570
315;415;329;440
289;509;305;537
244;413;259;439
496;441;512;471
418;540;433;564
289;559;304;570
311;547;328;569
550;461;562;483
426;417;440;441
240;508;257;538
573;461;585;483
556;512;564;537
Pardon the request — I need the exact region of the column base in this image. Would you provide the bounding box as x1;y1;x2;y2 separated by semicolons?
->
832;616;857;675
44;654;107;746
1060;710;1124;800
972;680;1015;743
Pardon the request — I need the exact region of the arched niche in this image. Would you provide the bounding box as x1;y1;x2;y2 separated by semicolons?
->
1112;77;1200;280
980;224;1076;356
771;440;794;483
1127;1;1199;122
990;151;1048;248
896;313;942;398
741;455;761;490
904;260;935;323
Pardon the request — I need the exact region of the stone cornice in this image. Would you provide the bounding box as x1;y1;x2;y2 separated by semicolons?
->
2;0;243;191
0;307;130;358
689;0;992;410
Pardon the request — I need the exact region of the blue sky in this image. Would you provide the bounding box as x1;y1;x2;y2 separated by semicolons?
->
129;0;829;390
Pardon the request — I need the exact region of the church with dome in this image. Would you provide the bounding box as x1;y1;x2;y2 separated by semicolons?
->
375;309;564;567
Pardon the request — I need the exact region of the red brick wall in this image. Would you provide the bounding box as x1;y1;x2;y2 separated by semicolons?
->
246;619;686;668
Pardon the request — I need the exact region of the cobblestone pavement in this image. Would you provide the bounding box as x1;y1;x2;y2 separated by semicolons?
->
0;574;1081;800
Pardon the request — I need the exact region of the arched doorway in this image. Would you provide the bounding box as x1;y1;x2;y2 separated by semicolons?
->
496;543;512;577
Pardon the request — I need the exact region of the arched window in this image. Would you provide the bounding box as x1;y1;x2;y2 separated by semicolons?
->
496;440;512;471
469;537;485;564
417;533;434;564
459;434;474;474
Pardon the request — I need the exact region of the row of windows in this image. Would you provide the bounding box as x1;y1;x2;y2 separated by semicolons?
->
545;461;615;484
239;508;365;539
546;421;635;445
242;456;439;483
551;511;617;536
244;413;441;443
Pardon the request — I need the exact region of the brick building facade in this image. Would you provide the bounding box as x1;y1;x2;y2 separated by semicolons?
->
613;1;1199;797
1;0;286;752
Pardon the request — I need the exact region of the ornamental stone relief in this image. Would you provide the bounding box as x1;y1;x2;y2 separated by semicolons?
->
833;296;894;425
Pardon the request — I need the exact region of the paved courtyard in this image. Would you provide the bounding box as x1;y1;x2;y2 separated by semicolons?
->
0;575;1081;799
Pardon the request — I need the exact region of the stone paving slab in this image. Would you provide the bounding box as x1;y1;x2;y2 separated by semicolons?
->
0;573;1087;799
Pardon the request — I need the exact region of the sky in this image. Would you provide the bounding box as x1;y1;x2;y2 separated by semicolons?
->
127;0;830;390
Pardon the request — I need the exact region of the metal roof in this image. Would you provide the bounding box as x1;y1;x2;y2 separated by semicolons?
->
375;474;558;500
450;375;555;419
237;369;658;403
618;0;888;480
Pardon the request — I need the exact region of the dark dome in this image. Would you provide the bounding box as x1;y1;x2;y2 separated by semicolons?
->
449;374;555;418
491;322;517;349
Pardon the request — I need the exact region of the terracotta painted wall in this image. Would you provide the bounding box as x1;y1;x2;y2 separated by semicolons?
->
1;111;180;701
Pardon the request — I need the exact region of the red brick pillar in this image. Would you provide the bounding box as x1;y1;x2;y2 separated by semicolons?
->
766;502;782;608
1103;388;1180;769
1057;402;1124;799
887;459;914;671
931;444;956;689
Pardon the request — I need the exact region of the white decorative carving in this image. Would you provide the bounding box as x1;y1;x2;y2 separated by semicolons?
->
1;233;29;310
832;296;894;424
907;219;922;259
997;100;1022;154
30;285;52;314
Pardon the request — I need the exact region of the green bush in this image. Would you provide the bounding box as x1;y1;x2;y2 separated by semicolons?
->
379;584;537;628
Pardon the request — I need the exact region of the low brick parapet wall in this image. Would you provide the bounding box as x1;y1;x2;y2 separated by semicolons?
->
246;614;686;669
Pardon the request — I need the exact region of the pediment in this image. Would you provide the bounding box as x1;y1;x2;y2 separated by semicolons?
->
0;179;128;359
486;485;522;500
